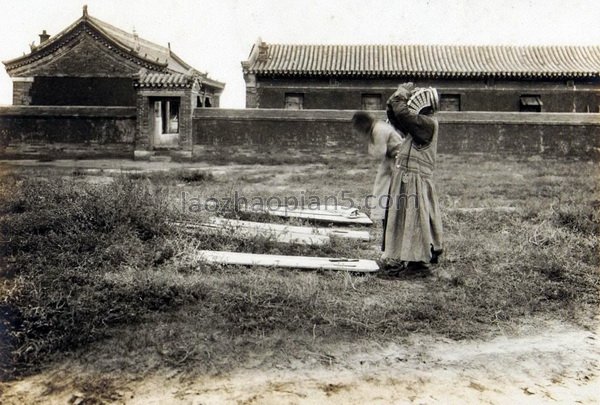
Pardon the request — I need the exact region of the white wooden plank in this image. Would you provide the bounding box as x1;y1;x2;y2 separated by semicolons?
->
174;221;329;245
196;250;379;272
175;218;370;241
448;207;517;213
245;205;373;225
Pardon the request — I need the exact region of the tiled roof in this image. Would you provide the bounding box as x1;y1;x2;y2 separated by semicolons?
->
3;7;224;89
87;15;191;74
243;43;600;79
133;69;225;91
134;70;195;88
3;13;188;74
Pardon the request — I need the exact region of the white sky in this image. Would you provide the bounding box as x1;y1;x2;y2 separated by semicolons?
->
1;0;599;108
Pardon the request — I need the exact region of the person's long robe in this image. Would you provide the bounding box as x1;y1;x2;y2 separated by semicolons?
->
368;121;404;221
382;91;443;263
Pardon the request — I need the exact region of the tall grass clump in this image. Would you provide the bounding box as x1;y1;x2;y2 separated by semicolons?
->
0;175;194;379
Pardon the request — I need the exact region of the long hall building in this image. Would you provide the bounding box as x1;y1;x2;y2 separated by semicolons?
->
242;40;600;112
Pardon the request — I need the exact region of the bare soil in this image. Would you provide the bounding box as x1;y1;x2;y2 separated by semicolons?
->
1;320;598;404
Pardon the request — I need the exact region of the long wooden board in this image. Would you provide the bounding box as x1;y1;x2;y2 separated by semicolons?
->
196;250;379;272
245;205;373;225
175;220;329;245
174;218;370;242
448;207;517;213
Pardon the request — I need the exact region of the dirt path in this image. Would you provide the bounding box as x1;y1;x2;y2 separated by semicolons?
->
2;321;598;404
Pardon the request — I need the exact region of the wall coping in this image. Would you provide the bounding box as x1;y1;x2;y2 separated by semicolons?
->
0;106;137;118
0;106;597;125
194;108;600;125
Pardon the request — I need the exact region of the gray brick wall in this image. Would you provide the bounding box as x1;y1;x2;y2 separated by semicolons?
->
192;109;600;159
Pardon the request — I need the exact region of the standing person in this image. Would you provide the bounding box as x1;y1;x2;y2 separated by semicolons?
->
351;111;404;232
381;82;444;277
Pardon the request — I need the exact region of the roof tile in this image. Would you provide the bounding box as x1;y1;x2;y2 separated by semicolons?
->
244;43;600;79
134;70;194;88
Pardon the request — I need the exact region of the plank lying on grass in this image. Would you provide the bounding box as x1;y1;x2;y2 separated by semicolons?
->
244;205;373;225
174;220;330;245
175;218;370;241
448;207;517;213
196;250;380;272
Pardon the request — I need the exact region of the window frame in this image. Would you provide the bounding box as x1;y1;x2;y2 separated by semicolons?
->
284;93;304;110
439;94;462;111
361;93;383;110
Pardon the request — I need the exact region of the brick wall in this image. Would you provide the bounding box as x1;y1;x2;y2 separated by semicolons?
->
135;94;151;151
0;106;136;158
251;77;600;112
12;81;33;105
179;89;194;151
1;106;597;160
192;109;600;160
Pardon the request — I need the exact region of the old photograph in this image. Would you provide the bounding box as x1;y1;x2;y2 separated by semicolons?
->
0;0;599;403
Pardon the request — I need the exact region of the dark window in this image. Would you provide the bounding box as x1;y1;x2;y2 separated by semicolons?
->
284;93;304;109
520;95;543;112
361;94;382;110
204;97;212;108
440;94;461;111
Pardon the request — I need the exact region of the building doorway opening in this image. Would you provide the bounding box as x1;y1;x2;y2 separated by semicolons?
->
152;97;181;148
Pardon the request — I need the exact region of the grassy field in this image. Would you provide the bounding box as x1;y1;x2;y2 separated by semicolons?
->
0;153;598;380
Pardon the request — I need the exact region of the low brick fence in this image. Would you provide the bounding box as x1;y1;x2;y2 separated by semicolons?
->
0;106;598;160
0;106;136;158
192;109;600;160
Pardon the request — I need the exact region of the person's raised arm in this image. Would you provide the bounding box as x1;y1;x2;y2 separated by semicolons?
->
386;84;435;147
368;126;387;159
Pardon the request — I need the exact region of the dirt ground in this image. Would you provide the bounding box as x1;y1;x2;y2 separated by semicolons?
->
1;320;598;404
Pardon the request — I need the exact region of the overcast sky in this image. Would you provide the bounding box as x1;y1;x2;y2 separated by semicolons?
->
1;0;599;107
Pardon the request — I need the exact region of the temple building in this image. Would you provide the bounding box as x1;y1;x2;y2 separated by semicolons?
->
242;40;600;112
3;6;225;154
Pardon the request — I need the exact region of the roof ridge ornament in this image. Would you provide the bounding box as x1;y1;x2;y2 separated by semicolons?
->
258;40;269;62
133;27;140;53
83;5;88;18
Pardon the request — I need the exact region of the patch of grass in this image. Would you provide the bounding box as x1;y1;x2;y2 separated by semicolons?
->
185;148;364;166
174;169;214;183
552;203;600;236
71;168;86;177
0;176;179;379
0;155;598;380
125;169;214;184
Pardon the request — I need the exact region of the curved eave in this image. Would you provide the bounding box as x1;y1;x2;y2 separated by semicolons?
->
2;16;84;66
168;50;193;72
249;69;599;80
201;77;226;90
85;19;170;69
133;83;194;89
4;17;169;73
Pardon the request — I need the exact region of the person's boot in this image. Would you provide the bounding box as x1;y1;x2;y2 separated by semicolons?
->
430;245;443;264
403;261;432;278
377;260;407;278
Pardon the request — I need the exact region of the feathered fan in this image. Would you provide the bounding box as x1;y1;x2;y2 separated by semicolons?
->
407;87;440;114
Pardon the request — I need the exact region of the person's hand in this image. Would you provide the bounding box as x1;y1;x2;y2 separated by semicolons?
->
388;82;416;103
399;82;416;94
